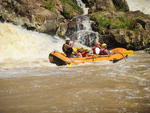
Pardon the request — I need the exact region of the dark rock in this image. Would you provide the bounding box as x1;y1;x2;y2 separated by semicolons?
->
89;2;150;50
145;48;150;54
91;22;99;31
135;19;146;29
82;0;129;12
0;16;5;22
65;19;78;37
112;0;129;11
56;20;68;38
0;0;82;35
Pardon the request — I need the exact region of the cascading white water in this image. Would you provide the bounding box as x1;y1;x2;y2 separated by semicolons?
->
126;0;150;15
74;0;99;46
76;0;89;15
0;22;64;64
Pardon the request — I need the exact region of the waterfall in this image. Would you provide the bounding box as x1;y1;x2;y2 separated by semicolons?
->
0;22;64;62
126;0;150;15
76;0;89;15
67;0;99;47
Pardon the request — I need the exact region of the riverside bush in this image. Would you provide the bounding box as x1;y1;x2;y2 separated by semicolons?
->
42;0;82;19
60;0;82;18
93;15;134;30
42;1;55;11
112;16;134;29
61;0;82;12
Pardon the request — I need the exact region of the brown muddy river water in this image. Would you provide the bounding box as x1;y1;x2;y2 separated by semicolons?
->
0;51;150;113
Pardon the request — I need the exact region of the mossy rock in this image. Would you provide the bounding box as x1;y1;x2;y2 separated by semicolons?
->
41;0;83;19
60;0;83;19
91;12;135;31
42;0;56;11
112;0;129;12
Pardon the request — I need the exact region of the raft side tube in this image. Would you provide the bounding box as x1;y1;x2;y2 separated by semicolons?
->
49;53;68;66
49;48;128;65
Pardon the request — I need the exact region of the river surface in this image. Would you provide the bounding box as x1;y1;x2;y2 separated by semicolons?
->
0;51;150;113
0;0;150;112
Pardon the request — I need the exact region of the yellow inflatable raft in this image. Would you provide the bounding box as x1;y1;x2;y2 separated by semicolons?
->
49;48;130;66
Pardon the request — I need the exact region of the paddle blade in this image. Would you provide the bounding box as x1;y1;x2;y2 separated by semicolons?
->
124;50;134;55
66;64;72;68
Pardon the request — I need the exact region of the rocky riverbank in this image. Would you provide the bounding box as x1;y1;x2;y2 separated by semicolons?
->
0;0;82;35
83;0;150;50
0;0;150;50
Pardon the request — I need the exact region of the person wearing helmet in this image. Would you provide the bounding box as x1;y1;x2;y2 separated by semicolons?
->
72;46;82;58
92;42;101;55
100;43;110;55
62;38;76;57
73;46;91;57
76;46;83;57
81;48;89;57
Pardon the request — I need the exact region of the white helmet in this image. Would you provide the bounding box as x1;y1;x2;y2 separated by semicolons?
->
65;38;70;41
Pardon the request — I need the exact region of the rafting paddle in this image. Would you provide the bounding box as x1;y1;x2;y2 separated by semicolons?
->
123;50;134;55
66;64;72;68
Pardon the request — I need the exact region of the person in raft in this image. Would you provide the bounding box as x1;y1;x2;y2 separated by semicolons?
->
62;38;76;57
92;42;102;55
73;46;91;58
73;46;83;58
100;43;111;55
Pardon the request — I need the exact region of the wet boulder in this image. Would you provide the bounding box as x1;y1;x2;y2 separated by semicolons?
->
112;0;129;11
145;48;150;54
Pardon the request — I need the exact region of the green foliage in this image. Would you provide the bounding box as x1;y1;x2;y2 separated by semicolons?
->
42;1;55;11
60;0;82;12
94;16;112;28
92;14;134;30
42;0;82;18
63;8;72;19
60;0;83;19
112;16;134;29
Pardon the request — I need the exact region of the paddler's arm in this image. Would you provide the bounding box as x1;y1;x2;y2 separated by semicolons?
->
71;40;77;47
64;44;72;48
65;40;77;48
106;49;111;55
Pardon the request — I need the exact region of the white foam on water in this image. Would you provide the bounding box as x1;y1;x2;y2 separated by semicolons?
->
0;22;64;68
126;0;150;14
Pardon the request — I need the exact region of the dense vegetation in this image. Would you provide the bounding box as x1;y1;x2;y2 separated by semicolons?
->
42;0;83;18
92;13;135;32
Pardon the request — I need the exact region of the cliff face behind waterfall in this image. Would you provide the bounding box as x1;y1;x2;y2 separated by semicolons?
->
82;0;150;50
0;0;150;50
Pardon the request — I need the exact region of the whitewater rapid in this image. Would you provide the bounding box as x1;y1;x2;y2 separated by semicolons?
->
0;1;150;112
0;23;64;61
126;0;150;15
0;22;66;69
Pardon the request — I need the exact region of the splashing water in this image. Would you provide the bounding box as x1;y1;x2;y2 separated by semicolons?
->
76;0;89;15
126;0;150;15
69;0;99;46
0;22;64;68
0;23;64;60
0;1;149;113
